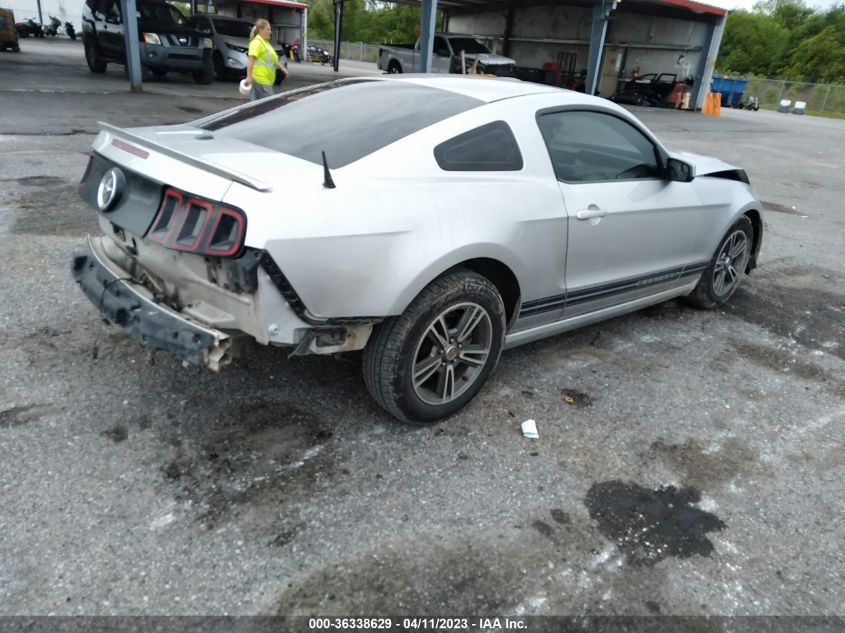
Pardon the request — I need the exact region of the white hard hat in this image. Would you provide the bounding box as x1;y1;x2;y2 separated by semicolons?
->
238;79;251;97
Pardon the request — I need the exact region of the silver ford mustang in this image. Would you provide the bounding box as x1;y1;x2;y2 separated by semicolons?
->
72;76;763;423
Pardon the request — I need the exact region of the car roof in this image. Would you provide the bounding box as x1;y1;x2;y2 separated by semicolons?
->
366;75;603;106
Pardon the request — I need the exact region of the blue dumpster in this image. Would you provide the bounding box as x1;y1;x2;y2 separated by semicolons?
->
711;76;748;108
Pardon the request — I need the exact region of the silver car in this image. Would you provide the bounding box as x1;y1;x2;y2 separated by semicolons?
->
187;14;285;81
72;76;763;423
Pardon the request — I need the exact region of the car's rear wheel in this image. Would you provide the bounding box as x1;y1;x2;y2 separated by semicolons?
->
84;38;107;73
363;270;505;424
387;60;401;74
687;216;753;309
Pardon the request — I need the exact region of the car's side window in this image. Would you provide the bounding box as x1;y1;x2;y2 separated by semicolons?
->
537;110;662;182
104;0;121;24
433;36;450;58
92;0;108;20
434;121;523;171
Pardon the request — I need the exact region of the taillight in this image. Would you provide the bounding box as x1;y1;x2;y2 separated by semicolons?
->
147;187;246;257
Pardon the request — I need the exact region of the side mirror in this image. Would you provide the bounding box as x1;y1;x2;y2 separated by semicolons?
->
667;157;695;182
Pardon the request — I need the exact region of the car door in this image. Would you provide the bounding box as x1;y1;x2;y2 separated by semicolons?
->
432;36;451;73
98;0;124;60
536;108;704;318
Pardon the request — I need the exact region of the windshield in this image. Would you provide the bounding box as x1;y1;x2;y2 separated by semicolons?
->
447;37;490;55
199;80;482;168
139;2;186;25
212;18;252;38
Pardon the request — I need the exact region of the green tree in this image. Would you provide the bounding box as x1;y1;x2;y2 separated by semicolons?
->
718;10;791;76
307;0;421;43
784;24;845;82
718;2;845;82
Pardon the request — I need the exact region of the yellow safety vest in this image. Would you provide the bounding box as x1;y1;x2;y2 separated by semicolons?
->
249;35;278;86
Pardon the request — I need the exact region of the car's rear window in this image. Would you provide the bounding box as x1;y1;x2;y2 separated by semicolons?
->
199;80;483;168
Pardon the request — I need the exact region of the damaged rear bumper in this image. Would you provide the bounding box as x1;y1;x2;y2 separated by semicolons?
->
71;236;232;371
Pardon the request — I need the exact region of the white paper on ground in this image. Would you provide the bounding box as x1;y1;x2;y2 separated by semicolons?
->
521;419;539;439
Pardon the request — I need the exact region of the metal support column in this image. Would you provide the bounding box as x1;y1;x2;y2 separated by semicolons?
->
502;4;514;58
36;0;43;25
190;0;197;14
332;0;343;71
691;14;726;110
585;0;615;96
121;0;143;91
301;8;308;59
419;0;437;73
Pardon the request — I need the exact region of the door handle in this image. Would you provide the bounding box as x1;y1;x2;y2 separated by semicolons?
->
576;206;607;220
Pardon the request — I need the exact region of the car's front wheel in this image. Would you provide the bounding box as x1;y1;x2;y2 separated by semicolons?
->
363;270;505;424
687;216;753;308
212;51;227;80
84;38;107;73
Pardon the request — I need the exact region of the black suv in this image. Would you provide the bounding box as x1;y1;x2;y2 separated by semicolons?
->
82;0;214;83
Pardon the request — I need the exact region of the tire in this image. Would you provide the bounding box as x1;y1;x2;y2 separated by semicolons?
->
686;216;753;309
212;51;227;80
387;60;401;74
84;38;107;73
192;61;214;84
363;269;506;424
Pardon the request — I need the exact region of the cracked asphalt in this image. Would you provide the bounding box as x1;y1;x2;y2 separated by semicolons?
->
0;38;843;620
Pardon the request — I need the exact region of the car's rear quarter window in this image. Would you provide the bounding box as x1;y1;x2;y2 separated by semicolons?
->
200;81;483;168
434;120;523;171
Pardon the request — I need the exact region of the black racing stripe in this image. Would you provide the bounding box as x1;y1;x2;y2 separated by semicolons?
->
520;303;566;318
521;294;567;311
564;266;687;307
681;260;710;276
518;263;697;317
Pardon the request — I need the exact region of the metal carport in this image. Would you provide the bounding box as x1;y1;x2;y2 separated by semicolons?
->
364;0;726;110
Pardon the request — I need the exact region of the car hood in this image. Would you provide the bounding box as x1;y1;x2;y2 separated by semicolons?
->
669;150;740;176
464;53;516;66
222;35;250;48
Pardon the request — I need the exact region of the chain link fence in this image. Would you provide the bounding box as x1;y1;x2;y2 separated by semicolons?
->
740;77;845;117
309;39;380;64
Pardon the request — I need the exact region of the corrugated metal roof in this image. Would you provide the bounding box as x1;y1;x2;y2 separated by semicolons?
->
397;0;726;19
215;0;308;9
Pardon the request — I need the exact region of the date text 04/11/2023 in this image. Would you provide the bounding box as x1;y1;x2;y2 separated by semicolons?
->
307;617;527;630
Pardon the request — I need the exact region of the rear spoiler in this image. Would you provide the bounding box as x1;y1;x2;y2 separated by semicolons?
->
97;121;273;192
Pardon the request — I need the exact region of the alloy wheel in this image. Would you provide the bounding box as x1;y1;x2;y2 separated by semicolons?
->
411;302;493;406
713;229;750;297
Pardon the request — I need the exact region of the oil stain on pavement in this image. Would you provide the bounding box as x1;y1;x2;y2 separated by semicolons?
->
6;176;98;236
585;480;726;567
160;401;336;530
0;404;51;428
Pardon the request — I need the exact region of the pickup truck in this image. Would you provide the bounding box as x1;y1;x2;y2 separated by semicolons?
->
378;33;516;76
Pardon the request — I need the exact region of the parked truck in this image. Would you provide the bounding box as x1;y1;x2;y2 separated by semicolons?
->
378;33;515;76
